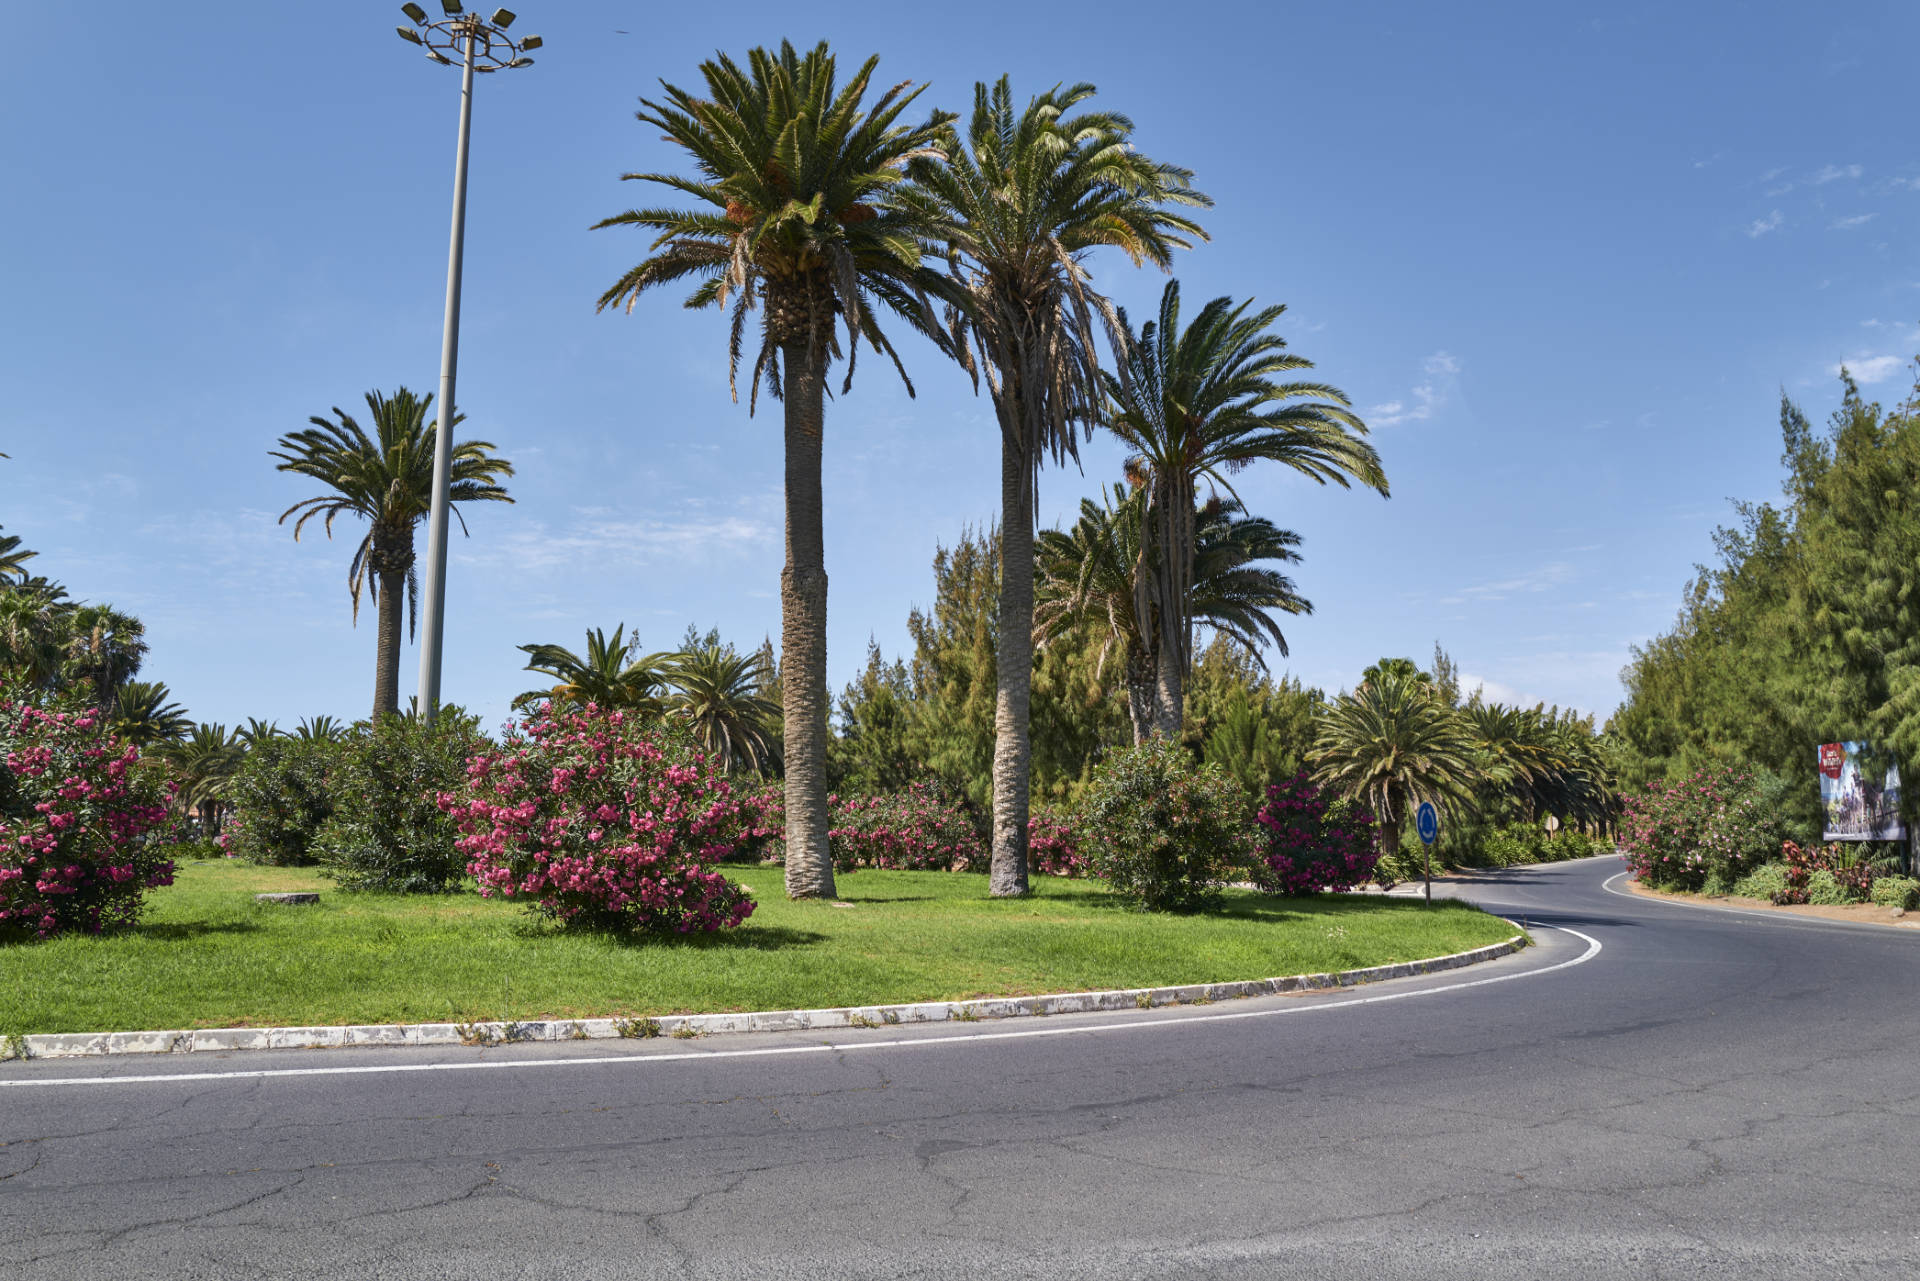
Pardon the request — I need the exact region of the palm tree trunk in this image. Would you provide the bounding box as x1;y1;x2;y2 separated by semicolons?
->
779;337;836;900
1126;649;1155;745
1151;473;1195;737
374;564;405;720
989;428;1033;898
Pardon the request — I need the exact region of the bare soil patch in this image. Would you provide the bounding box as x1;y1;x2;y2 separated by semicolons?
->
1623;876;1920;929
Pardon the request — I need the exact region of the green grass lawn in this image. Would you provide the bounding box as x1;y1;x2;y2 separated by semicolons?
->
0;859;1520;1035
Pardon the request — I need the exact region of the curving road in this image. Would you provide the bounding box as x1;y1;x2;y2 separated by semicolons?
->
4;855;1919;1279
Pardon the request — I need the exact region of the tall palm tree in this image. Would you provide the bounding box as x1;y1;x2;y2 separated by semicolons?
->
513;625;671;714
1035;486;1310;743
902;77;1208;896
111;680;192;747
1105;280;1388;736
594;41;954;900
273;387;514;722
0;579;70;687
1314;667;1480;855
663;644;781;776
61;602;147;709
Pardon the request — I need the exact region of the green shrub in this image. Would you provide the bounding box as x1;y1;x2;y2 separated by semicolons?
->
1732;863;1789;901
314;710;489;894
1869;875;1919;910
1621;767;1791;891
1700;865;1734;897
1805;868;1848;906
221;737;337;865
1077;737;1249;911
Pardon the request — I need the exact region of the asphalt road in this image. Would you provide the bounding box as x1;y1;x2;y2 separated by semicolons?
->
4;855;1919;1280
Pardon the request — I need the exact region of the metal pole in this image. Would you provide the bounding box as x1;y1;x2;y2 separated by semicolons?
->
415;27;476;724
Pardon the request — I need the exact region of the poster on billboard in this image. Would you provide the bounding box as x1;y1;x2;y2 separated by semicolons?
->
1818;741;1906;841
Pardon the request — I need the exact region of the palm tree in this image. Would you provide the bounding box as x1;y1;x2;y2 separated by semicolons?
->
1035;486;1311;744
594;41;954;900
61;602;147;709
901;78;1209;896
1105;280;1388;735
513;625;671;714
0;527;36;584
292;715;347;744
111;680;192;746
663;644;781;776
273;387;514;722
239;718;282;746
158;723;246;836
0;579;69;687
1314;667;1480;856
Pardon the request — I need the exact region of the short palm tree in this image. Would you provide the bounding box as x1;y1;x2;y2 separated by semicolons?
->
514;625;671;715
112;680;192;746
1036;486;1311;744
292;715;347;744
663;644;781;776
158;723;246;835
0;579;70;687
1105;280;1388;735
1314;668;1480;855
273;387;513;722
901;77;1208;896
594;41;954;900
238;718;282;746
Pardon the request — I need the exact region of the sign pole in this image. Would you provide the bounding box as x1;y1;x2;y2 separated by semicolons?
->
1415;801;1440;906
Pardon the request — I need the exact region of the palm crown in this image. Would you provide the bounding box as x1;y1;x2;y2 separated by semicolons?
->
594;40;957;408
514;625;672;715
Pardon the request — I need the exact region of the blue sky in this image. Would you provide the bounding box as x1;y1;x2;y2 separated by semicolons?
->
2;1;1913;733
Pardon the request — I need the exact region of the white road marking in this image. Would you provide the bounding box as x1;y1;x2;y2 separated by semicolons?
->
0;928;1602;1090
1601;872;1920;935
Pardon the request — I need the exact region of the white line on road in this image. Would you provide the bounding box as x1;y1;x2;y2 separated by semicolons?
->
0;928;1603;1091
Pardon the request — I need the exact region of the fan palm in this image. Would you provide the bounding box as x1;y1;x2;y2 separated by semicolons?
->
1036;486;1311;744
900;77;1208;895
61;602;147;709
1105;280;1388;735
273;387;514;722
1314;668;1480;854
593;41;954;899
513;625;671;715
663;644;781;776
111;680;192;747
0;579;70;687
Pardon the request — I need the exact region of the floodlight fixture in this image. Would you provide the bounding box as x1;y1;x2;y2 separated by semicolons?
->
392;3;539;724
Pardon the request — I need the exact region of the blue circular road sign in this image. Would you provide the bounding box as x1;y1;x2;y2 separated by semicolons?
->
1415;801;1440;845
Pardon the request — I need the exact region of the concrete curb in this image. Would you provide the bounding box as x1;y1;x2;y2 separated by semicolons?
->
5;932;1527;1062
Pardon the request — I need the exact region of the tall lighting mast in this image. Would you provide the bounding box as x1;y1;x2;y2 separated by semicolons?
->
395;2;540;722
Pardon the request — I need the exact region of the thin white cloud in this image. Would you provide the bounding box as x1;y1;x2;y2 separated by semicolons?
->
461;510;777;574
1747;210;1785;238
1434;561;1575;607
1834;354;1905;384
1369;351;1459;426
1812;163;1864;184
1456;672;1534;708
1831;212;1878;230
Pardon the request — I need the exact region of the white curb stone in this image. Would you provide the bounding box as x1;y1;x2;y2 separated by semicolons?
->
5;933;1524;1062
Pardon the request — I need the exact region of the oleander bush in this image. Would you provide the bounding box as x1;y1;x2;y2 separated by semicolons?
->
1251;771;1378;895
1028;808;1086;877
1077;737;1249;912
442;703;754;934
0;685;174;942
1620;767;1790;892
314;709;490;893
221;735;337;866
825;781;985;872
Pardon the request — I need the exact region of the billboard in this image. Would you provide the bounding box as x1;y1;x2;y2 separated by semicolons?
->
1818;741;1905;841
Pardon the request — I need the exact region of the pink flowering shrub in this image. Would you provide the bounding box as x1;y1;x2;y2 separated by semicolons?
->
0;686;174;942
439;704;754;934
755;781;988;872
1252;772;1378;895
1027;809;1086;877
1620;767;1788;892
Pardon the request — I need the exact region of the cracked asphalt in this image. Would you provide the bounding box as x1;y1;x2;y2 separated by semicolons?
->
4;855;1919;1279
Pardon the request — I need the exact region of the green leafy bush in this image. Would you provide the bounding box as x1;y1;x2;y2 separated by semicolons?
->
221;736;337;865
314;710;489;893
1869;875;1918;910
1806;868;1848;906
1732;862;1789;901
1620;768;1791;891
1077;737;1249;911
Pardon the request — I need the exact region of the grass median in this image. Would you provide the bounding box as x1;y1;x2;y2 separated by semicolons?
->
1;859;1520;1036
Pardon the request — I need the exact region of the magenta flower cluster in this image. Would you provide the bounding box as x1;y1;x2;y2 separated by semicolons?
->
438;704;754;934
1252;771;1379;895
1027;810;1086;877
1;690;175;942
